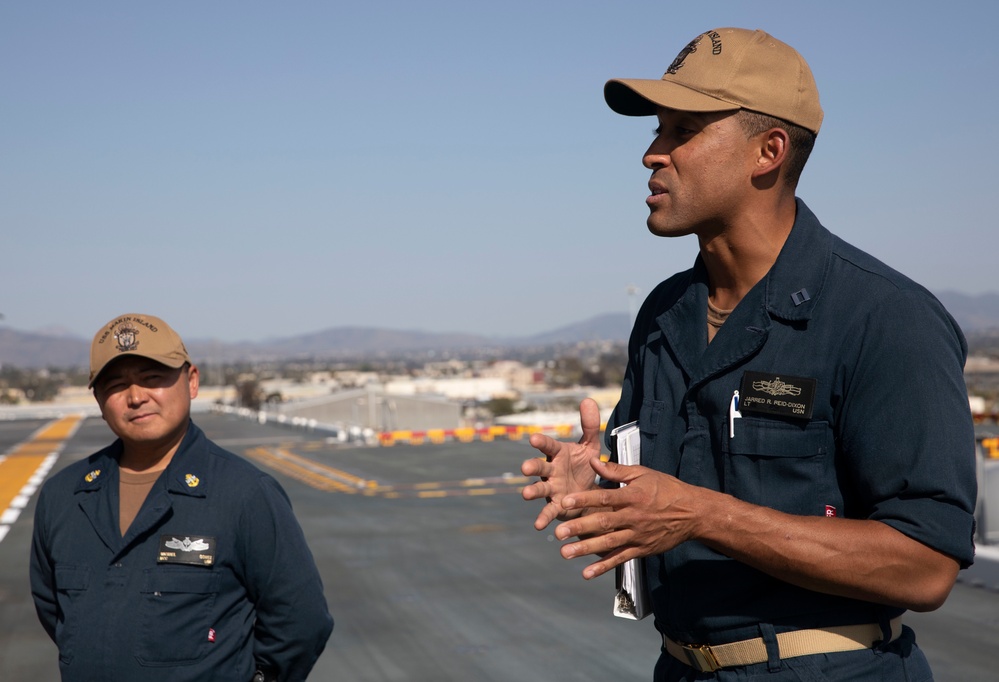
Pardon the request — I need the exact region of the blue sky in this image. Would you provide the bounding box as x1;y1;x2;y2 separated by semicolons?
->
3;1;997;342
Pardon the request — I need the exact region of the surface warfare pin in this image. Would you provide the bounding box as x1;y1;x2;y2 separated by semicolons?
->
739;371;817;420
158;535;216;566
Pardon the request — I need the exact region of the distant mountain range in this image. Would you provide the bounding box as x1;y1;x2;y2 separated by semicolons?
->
0;313;632;369
3;291;998;369
931;291;999;335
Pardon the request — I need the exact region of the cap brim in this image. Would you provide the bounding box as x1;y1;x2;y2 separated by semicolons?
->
87;352;190;389
605;78;742;117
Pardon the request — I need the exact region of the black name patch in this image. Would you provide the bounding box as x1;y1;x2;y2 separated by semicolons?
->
157;535;216;566
739;371;816;420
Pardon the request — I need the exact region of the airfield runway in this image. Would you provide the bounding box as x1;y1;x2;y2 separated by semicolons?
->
1;413;997;681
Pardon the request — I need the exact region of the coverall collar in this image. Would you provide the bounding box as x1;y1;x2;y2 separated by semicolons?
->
655;198;832;386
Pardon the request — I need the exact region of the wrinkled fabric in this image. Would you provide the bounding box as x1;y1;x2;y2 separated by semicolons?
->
31;421;333;682
606;200;976;674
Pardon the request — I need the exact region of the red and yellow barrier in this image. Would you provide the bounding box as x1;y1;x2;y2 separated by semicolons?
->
375;422;606;447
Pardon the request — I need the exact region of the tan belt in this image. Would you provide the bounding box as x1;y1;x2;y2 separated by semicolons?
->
664;617;903;673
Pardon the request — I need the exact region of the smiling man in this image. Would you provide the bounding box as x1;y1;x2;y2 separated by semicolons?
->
30;313;333;682
521;28;977;681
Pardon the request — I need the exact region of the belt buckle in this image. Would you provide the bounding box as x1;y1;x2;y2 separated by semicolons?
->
683;643;722;673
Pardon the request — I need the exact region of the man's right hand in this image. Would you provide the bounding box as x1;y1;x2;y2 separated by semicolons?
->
520;398;605;530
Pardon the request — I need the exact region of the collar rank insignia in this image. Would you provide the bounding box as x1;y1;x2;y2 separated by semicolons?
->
185;474;200;488
84;469;101;483
158;535;216;566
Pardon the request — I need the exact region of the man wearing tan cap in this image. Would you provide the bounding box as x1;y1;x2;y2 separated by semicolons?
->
30;313;333;682
522;28;976;680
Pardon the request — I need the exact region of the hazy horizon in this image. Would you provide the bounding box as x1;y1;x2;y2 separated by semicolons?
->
4;2;997;342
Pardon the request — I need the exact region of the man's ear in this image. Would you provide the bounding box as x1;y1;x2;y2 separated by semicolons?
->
752;128;789;180
187;364;200;400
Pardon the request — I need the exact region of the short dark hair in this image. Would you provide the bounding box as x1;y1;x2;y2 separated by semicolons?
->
737;110;816;187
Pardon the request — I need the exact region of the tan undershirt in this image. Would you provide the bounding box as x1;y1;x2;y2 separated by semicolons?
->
707;300;734;343
119;469;163;536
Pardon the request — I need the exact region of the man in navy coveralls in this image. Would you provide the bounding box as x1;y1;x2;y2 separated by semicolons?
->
31;313;333;681
522;27;977;681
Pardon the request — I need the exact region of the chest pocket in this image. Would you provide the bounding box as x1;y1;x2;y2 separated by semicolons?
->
137;569;221;666
722;418;837;516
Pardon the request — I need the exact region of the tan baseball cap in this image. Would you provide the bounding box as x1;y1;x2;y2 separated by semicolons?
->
604;27;823;134
88;313;192;388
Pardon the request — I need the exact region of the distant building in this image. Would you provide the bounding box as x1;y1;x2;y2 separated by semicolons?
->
479;360;547;392
384;376;513;402
269;384;460;432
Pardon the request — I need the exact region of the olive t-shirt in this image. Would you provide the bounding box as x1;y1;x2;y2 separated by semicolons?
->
119;469;162;536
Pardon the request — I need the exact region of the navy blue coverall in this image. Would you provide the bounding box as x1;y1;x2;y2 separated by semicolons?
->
606;200;977;681
31;421;333;681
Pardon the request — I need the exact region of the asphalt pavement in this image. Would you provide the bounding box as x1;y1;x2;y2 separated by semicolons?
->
1;413;997;681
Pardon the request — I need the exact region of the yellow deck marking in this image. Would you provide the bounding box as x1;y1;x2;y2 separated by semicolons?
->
370;475;529;495
272;447;371;487
417;490;448;499
241;445;528;499
0;415;84;543
243;447;372;494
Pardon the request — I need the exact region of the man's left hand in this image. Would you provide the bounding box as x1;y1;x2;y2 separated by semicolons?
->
553;458;714;580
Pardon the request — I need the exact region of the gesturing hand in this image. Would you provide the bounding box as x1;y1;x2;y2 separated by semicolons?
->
520;398;604;530
554;457;707;579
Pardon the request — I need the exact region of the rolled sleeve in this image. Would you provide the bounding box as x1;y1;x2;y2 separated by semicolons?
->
838;289;977;566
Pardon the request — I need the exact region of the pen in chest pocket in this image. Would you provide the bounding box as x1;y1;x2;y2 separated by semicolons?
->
729;390;742;438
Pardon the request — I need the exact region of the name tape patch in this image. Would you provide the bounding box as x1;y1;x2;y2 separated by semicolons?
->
739;371;817;420
157;535;217;566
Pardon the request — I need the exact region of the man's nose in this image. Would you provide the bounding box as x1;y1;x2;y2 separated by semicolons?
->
125;383;146;406
643;138;672;170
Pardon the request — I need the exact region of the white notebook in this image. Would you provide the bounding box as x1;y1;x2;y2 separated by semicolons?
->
609;421;650;620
